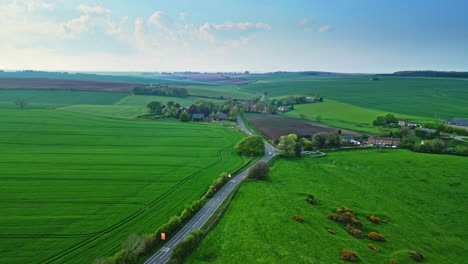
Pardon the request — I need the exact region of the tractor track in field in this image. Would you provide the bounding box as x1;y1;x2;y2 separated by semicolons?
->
36;143;233;264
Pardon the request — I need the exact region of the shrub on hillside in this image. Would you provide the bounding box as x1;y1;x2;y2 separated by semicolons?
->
306;198;317;205
340;249;357;262
328;206;362;228
366;215;388;224
346;224;365;239
368;244;379;252
293;215;304;223
390;259;398;264
247;161;270;180
368;232;386;241
327;229;335;235
235;136;265;156
409;251;424;262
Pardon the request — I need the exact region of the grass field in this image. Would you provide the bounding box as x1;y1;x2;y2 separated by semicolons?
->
240;75;468;119
283;100;432;133
186;149;467;264
0;108;245;264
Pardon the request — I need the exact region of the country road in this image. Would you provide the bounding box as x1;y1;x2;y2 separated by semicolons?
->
144;117;278;264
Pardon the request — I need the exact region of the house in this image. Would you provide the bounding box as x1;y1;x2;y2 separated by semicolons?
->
305;97;315;102
192;113;205;121
278;106;290;112
399;119;419;127
441;117;468;127
368;137;401;146
342;135;361;145
214;111;228;120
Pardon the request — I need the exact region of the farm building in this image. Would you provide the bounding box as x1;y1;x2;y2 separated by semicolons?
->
192;113;205;121
441;117;468;127
342;135;361;145
214;111;229;120
368;137;401;146
149;83;169;88
305;97;315;102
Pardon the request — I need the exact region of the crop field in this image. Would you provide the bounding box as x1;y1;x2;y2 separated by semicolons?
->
244;113;358;140
0;78;140;92
240;75;468;119
0;108;245;264
283;100;432;133
186;149;468;264
184;85;255;100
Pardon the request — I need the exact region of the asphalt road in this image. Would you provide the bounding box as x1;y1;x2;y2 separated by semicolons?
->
144;117;278;264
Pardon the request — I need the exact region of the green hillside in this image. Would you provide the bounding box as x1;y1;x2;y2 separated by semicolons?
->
186;150;467;264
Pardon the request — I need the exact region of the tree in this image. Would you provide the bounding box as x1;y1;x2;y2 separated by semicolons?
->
302;140;314;151
315;92;321;100
312;132;328;148
122;234;146;256
299;113;307;119
287;134;298;141
167;101;175;108
235;136;265;156
179;111;191;122
315;115;321;122
255;102;265;112
278;135;296;155
14;98;27;109
295;142;303;156
431;138;446;153
247;161;269;180
326;134;341;148
147;101;163;114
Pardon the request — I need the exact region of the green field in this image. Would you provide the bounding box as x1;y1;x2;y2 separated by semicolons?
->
186;150;467;264
0;89;129;107
0;108;245;264
240;75;468;119
283;100;432;133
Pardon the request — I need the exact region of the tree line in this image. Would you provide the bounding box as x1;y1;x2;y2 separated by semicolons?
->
133;86;189;98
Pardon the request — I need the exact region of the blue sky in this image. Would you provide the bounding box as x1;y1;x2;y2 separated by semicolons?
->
0;0;467;72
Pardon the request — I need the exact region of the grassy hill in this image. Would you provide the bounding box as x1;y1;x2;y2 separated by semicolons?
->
240;75;468;119
0;108;245;264
283;100;433;133
186;150;467;264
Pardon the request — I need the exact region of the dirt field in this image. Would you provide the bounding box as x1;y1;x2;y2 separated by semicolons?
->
245;113;359;140
0;78;141;92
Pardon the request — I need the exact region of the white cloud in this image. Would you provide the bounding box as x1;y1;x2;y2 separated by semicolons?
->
148;11;173;32
318;25;333;33
57;5;114;39
77;4;111;15
297;18;309;26
179;12;186;20
12;0;53;11
256;22;271;30
214;21;271;31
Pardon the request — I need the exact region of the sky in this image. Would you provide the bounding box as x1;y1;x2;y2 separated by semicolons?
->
0;0;467;73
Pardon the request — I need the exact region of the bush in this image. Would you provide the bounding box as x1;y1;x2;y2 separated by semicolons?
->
306;198;317;205
171;230;204;262
328;206;362;228
122;234;146;257
340;249;357;262
409;251;424;262
346;224;365;239
368;244;379;252
247;161;270;180
390;259;398;264
302;140;314;151
368;232;386;241
327;229;335;235
108;249;136;264
235;136;265;156
293;215;304;223
366;215;388;224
